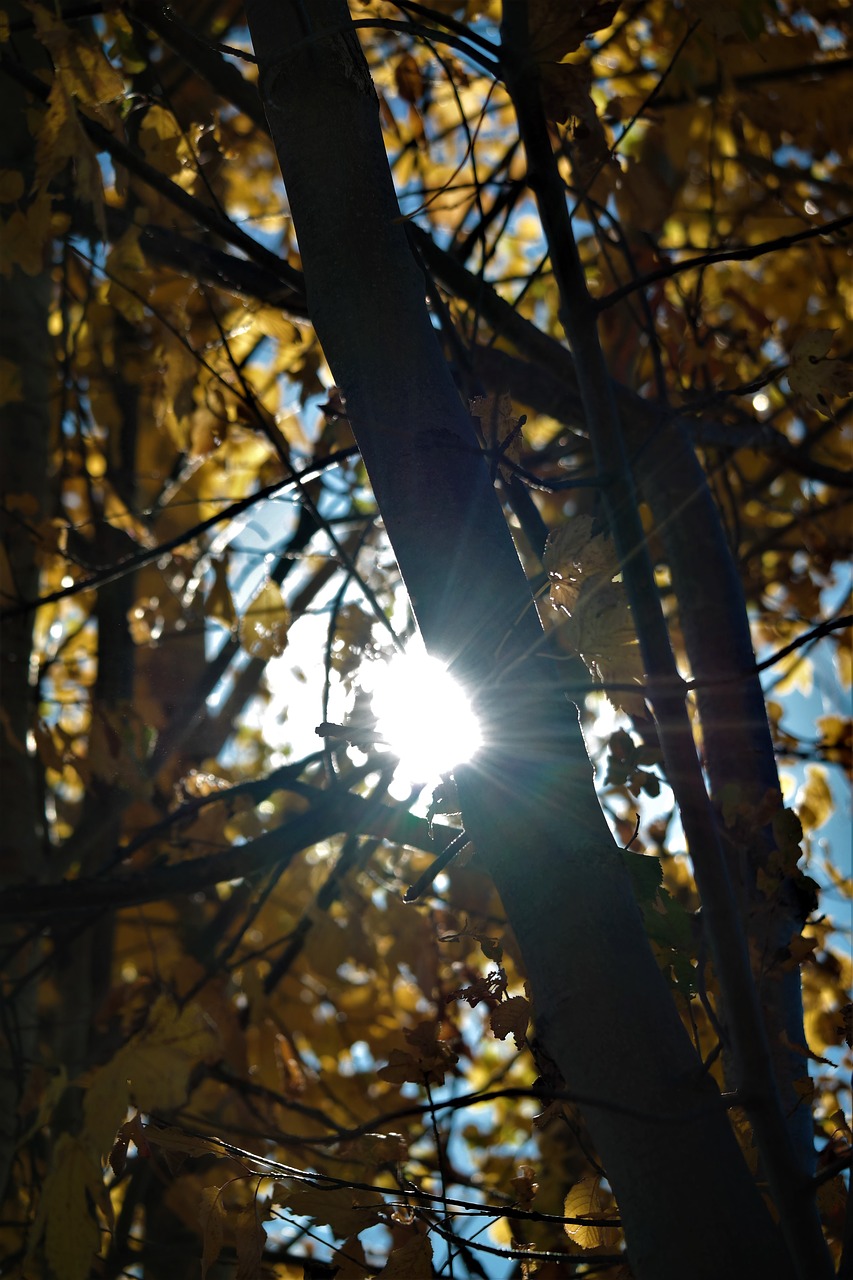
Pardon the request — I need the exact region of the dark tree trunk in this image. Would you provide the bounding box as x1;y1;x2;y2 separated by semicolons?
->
244;3;805;1277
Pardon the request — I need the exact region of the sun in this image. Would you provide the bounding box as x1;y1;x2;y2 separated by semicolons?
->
364;649;482;784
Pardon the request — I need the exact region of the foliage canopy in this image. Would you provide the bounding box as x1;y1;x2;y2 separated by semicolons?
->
0;1;850;1277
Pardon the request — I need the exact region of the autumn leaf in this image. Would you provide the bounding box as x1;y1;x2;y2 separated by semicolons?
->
84;995;220;1155
207;555;237;631
105;226;149;323
545;519;645;713
0;191;55;276
29;1;126;105
235;1201;267;1280
331;1235;370;1279
28;1134;104;1280
376;1047;436;1086
395;53;424;105
376;1229;433;1278
239;578;291;659
0;168;25;208
796;765;834;832
471;390;526;480
510;1163;539;1205
789;330;853;414
282;1185;384;1238
196;1186;226;1280
490;995;530;1048
0;356;23;408
564;1175;620;1249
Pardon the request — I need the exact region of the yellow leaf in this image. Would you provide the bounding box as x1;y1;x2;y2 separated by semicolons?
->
239;579;290;660
544;516;617;611
563;1176;620;1249
199;1186;226;1280
29;1134;103;1280
796;765;834;832
34;78;75;190
376;1231;433;1278
235;1201;267;1280
471;390;525;480
0;168;24;202
106;226;149;323
84;995;220;1155
789;330;853;414
283;1185;384;1238
0;192;53;277
30;2;125;104
138;103;184;177
0;356;23;408
32;74;103;220
546;521;645;714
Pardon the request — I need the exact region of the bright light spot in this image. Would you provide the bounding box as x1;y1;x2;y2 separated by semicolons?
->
752;392;770;413
61;574;74;588
365;650;482;783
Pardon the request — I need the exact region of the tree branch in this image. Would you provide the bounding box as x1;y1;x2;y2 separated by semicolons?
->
0;449;356;618
500;5;829;1275
0;787;454;920
597;213;853;311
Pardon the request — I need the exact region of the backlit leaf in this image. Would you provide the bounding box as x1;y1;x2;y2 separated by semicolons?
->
84;995;220;1155
235;1201;267;1280
376;1230;433;1278
564;1175;620;1248
199;1186;226;1280
789;331;853;414
239;578;291;660
797;765;834;832
30;1134;103;1280
282;1185;384;1238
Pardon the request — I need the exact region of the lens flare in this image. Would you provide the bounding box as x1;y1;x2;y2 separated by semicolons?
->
366;651;482;783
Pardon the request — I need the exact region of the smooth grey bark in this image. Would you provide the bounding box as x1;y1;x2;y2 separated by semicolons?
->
245;3;797;1276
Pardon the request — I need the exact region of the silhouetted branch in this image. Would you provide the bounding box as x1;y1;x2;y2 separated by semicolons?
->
597;214;853;311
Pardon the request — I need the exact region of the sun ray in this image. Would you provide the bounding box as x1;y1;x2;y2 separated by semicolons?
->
364;648;482;784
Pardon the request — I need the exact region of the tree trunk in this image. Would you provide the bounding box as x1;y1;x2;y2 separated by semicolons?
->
245;3;803;1277
0;4;53;1202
